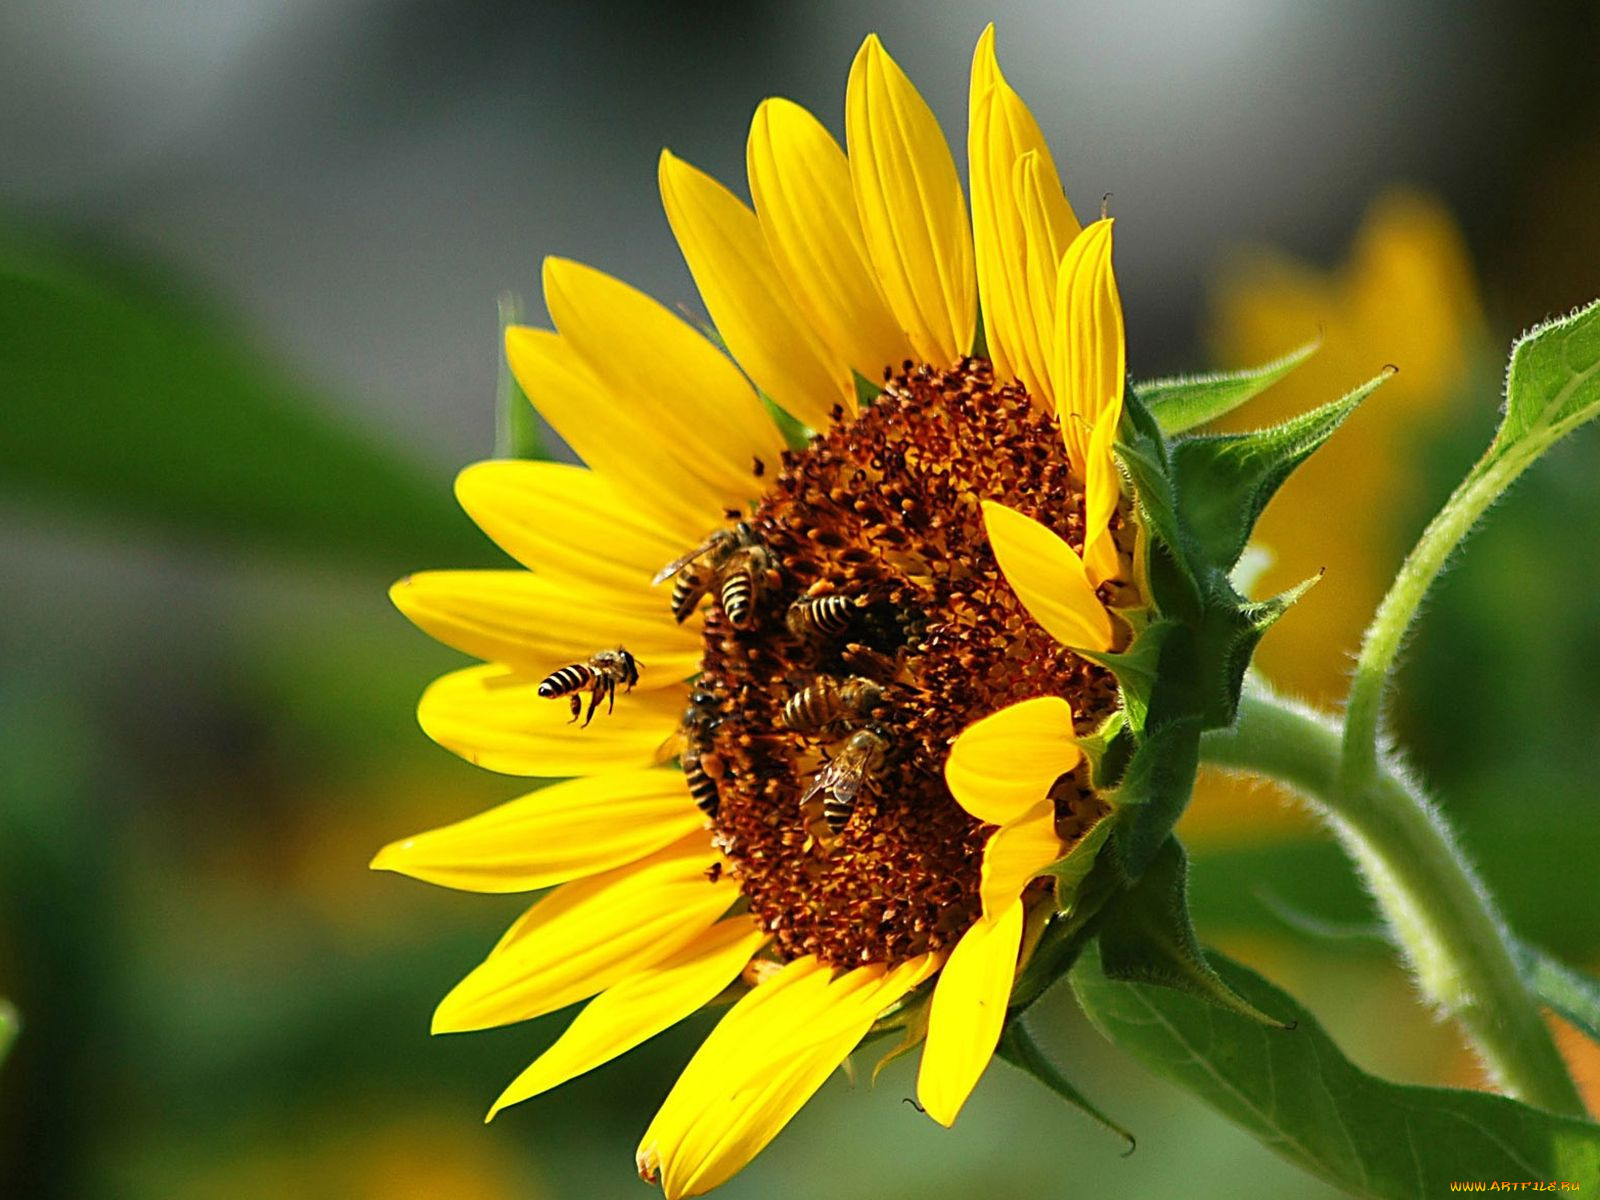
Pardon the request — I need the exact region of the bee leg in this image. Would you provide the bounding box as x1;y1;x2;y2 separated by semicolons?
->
567;694;582;724
581;686;603;729
607;684;617;715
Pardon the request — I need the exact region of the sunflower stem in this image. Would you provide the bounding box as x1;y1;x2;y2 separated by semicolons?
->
1202;685;1586;1118
1341;446;1530;797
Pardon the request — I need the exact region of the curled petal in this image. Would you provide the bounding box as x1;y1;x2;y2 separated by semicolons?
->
945;695;1081;827
916;900;1024;1126
981;501;1114;651
1051;218;1125;469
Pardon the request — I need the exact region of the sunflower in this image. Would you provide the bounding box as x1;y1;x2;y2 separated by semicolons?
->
377;26;1154;1198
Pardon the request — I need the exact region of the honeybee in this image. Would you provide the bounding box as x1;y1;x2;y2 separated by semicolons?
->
779;675;885;734
653;523;775;628
801;726;890;836
683;747;726;819
537;648;640;727
785;592;865;640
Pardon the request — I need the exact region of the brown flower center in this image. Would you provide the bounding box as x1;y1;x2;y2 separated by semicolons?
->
688;359;1118;967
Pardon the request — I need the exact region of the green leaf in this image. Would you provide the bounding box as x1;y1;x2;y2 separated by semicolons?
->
1139;337;1321;435
1097;837;1290;1028
0;1000;17;1069
1169;367;1394;574
1516;940;1600;1047
1072;947;1600;1197
495;291;543;461
0;233;489;568
1498;299;1600;451
997;1020;1135;1153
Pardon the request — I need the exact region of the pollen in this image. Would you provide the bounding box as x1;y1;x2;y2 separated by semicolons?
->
691;359;1119;967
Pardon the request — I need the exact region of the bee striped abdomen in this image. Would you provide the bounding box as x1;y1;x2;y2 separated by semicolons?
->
537;664;594;698
822;794;855;834
671;568;708;624
684;751;722;818
788;594;856;638
720;570;755;628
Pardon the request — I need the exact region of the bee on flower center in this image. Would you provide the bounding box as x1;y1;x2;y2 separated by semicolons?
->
786;591;867;640
779;675;886;734
652;522;776;628
536;648;640;727
801;725;892;839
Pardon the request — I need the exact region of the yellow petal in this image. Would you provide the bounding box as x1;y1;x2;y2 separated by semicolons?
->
644;955;937;1198
543;257;783;512
416;664;683;777
370;769;706;893
1014;150;1079;409
488;918;766;1117
747;98;915;382
1052;218;1124;469
968;26;1080;406
846;34;976;366
916;900;1024;1126
453;460;690;596
979;798;1064;920
659;150;851;431
433;834;736;1032
638;957;829;1189
391;571;700;685
945;695;1081;826
981;501;1113;651
504;327;728;541
1083;407;1123;586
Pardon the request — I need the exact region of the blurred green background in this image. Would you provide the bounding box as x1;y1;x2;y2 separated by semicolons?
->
3;2;1599;1197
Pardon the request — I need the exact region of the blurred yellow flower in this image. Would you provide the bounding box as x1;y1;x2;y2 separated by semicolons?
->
1181;190;1488;847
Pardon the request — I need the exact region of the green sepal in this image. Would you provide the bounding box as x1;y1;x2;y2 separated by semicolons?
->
853;369;884;410
1116;398;1201;618
1107;714;1202;878
760;394;814;454
1138;337;1320;435
1040;814;1116;911
1067;711;1128;789
1076;618;1179;731
1096;837;1294;1029
1515;939;1600;1047
997;1020;1135;1154
1167;366;1394;575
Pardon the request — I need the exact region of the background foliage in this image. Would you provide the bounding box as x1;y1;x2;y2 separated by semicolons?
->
3;2;1599;1196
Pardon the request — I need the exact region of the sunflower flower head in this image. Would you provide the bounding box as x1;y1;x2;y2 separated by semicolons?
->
374;25;1388;1198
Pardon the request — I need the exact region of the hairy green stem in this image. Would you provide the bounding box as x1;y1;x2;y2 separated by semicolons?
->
1342;451;1527;793
1203;687;1586;1118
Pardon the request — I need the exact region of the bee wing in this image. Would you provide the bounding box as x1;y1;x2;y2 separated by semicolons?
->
799;762;839;808
829;762;867;805
651;544;708;586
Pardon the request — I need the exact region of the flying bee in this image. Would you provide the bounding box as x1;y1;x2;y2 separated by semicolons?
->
780;675;885;734
801;726;890;837
653;522;774;628
785;592;866;640
683;747;727;819
537;647;639;728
